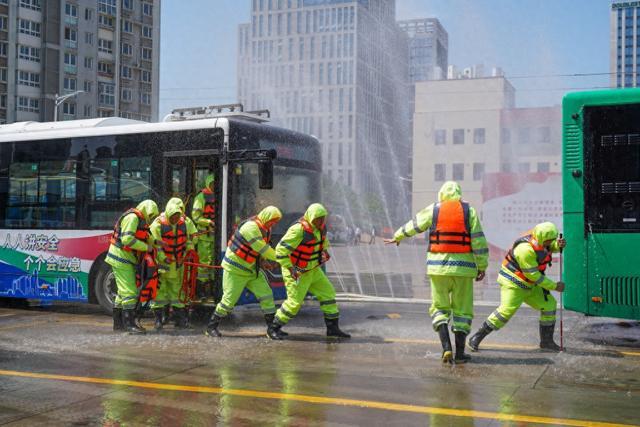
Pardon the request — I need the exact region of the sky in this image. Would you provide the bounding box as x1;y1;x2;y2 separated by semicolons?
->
159;0;612;118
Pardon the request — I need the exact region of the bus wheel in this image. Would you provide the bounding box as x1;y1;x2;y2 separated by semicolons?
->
94;262;117;315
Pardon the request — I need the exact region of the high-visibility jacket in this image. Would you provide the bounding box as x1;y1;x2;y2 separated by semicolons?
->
227;217;270;264
159;213;188;265
288;218;326;269
110;208;149;253
497;230;560;291
221;217;277;276
428;201;472;253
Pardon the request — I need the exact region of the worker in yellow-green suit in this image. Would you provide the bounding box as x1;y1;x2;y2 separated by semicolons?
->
191;174;217;301
106;200;159;334
204;206;282;337
150;198;197;331
468;222;566;352
268;203;351;340
385;181;488;364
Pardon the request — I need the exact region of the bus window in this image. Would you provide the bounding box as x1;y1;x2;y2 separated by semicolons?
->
171;165;187;200
120;157;153;201
7;163;38;228
39;160;76;228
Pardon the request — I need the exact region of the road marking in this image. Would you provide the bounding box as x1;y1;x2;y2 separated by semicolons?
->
0;313;16;318
386;313;402;319
0;369;633;427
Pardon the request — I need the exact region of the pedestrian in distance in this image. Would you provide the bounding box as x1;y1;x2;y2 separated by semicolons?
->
205;206;282;338
106;200;159;334
468;222;566;352
385;181;488;364
267;203;351;340
369;226;376;244
191;173;217;302
149;198;198;331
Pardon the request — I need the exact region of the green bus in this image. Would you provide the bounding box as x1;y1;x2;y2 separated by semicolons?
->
563;89;640;320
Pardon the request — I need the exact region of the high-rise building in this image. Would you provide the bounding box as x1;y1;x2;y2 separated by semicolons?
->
0;0;161;124
238;0;411;221
398;18;447;82
611;1;640;88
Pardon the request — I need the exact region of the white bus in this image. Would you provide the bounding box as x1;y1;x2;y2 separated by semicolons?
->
0;106;321;312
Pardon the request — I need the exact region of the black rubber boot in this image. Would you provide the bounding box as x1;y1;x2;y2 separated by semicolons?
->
325;317;351;338
112;307;124;332
454;332;471;364
163;306;171;325
153;308;164;331
196;281;207;301
205;313;222;337
539;323;561;351
174;308;191;329
267;321;286;340
123;309;146;335
437;324;453;364
468;322;493;352
265;313;288;336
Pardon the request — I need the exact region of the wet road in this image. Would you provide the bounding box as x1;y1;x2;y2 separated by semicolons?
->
1;301;639;426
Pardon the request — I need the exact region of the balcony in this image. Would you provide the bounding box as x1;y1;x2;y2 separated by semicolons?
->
64;15;78;26
64;65;77;74
64;39;77;49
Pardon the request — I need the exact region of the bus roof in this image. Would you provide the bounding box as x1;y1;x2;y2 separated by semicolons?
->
563;88;640;108
0;117;226;143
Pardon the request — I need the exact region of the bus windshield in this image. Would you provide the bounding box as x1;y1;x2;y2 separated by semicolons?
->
231;163;317;236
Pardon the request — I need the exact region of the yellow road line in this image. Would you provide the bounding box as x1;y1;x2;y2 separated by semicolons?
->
0;369;632;427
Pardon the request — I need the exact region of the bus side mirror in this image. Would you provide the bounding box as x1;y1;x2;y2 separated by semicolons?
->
258;160;274;189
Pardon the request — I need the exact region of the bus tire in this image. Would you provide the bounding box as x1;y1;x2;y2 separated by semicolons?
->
93;260;117;315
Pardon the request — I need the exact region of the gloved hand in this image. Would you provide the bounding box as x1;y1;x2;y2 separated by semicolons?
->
475;270;485;281
557;236;566;249
289;267;299;280
555;281;565;292
321;251;330;263
383;238;400;246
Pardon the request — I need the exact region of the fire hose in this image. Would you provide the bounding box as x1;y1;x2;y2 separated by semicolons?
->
179;249;223;305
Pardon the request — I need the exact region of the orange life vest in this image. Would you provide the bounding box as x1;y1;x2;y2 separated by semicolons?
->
160;214;188;265
110;208;149;253
428;200;471;253
289;218;326;269
136;252;159;303
502;230;552;284
201;188;216;222
227;217;270;264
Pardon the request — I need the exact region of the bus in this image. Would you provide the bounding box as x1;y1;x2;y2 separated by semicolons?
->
563;89;640;320
0;105;321;313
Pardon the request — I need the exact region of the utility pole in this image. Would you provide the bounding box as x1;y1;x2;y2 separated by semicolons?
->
53;91;84;122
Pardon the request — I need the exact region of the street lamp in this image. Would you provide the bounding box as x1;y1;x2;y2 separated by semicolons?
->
53;90;84;122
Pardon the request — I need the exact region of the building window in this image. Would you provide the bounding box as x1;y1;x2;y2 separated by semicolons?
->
84;104;93;117
501;128;511;144
0;94;6;109
0;42;7;57
142;2;152;16
123;20;133;33
65;3;78;17
18;70;40;87
19;0;40;11
434;164;446;181
434;129;446;145
98;38;113;53
473;128;485;144
452;163;464;180
98;14;114;28
142;25;152;38
84;57;93;69
62;102;76;116
0;16;7;30
98;0;116;15
64;52;77;66
141;47;152;60
64;27;77;47
85;8;94;20
121;88;132;102
518;127;531;144
85;32;94;45
63;77;77;91
501;163;512;173
537;126;551;143
18;45;40;62
19;19;41;37
537;162;550;173
17;96;39;113
98;61;113;76
518;162;530;173
83;80;93;92
0;68;7;82
453;128;465;145
123;0;134;10
121;65;132;79
140;92;151;105
141;70;152;82
473;163;485;181
121;43;133;56
98;82;115;106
